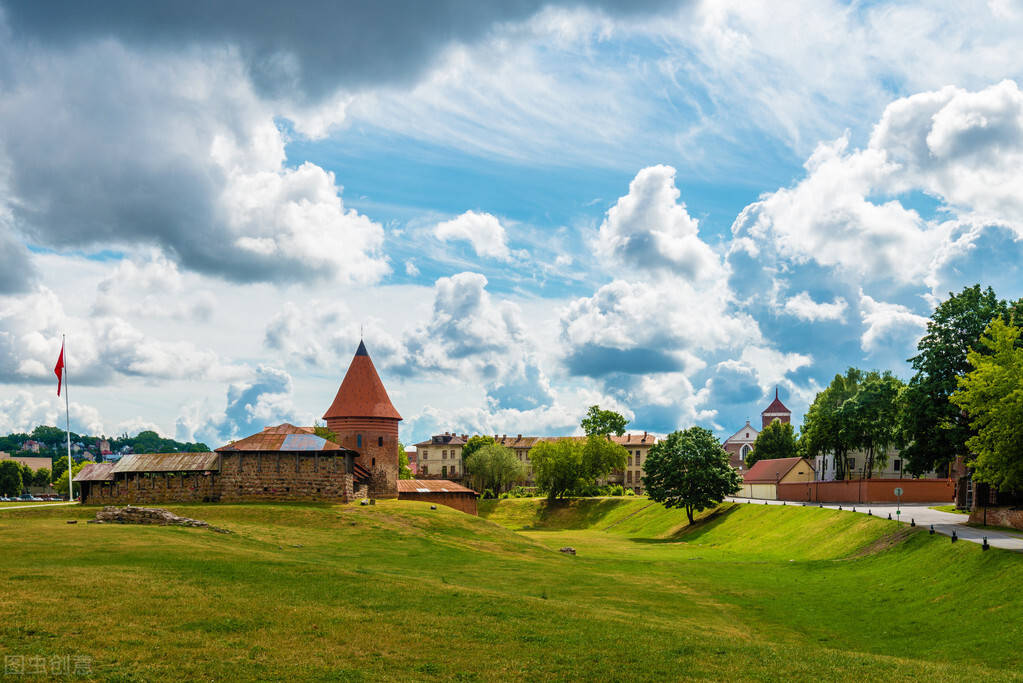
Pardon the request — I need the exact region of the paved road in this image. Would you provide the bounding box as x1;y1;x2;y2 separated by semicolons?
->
0;502;78;512
727;497;1023;552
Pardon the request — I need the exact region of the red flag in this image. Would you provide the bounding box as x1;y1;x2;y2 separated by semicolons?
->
55;342;65;397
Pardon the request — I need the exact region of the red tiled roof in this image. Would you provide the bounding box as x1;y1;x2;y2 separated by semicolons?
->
323;341;402;421
762;387;790;414
217;423;347;452
743;457;809;484
397;479;477;494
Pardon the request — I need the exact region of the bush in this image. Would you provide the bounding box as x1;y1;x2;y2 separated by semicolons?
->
483;488;496;500
625;488;636;496
606;484;625;496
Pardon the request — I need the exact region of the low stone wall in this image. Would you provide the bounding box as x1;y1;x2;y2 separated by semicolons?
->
81;473;218;505
776;479;955;504
80;452;357;505
969;506;1023;530
216;453;354;503
398;491;478;515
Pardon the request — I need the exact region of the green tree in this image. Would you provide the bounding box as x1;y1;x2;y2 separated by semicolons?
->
31;425;67;446
800;368;862;481
52;461;88;499
397;441;412;479
581;434;628;481
33;468;51;488
901;285;1023;475
643;427;742;524
465;443;525;493
460;435;496;465
313;423;338;443
951;318;1023;492
841;371;905;478
51;455;69;481
581;405;628;437
529;439;583;500
747;420;798;468
0;460;23;496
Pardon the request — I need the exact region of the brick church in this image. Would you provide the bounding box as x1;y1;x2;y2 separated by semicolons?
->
722;388;791;471
75;341;404;504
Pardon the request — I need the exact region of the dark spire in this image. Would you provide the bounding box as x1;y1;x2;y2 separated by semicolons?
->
355;340;368;357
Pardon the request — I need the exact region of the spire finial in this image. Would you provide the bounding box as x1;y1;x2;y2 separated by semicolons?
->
775;386;779;400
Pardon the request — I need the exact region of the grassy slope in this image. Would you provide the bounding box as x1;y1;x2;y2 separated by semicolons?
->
1;500;1021;681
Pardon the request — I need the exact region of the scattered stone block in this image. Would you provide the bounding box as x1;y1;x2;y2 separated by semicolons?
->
92;506;230;533
560;547;576;555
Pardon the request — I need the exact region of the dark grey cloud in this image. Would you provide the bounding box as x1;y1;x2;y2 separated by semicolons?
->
0;230;36;293
2;0;680;101
565;344;685;377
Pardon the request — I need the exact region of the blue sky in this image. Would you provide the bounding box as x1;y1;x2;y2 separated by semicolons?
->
1;0;1023;447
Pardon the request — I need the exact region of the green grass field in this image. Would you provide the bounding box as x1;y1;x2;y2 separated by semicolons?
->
930;504;969;515
1;498;1021;681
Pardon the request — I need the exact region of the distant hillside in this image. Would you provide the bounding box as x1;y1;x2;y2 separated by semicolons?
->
0;425;209;463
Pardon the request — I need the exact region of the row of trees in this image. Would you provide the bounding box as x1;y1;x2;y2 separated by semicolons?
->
795;285;1023;488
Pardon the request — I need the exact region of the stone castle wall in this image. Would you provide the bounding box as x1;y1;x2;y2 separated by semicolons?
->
80;452;355;505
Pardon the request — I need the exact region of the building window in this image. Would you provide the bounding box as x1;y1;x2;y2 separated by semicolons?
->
372;457;376;467
378;436;383;447
627;471;632;483
422;465;428;475
442;450;447;459
893;459;901;471
628;456;633;466
847;457;856;469
422;450;428;459
357;434;362;448
635;452;641;463
442;465;447;477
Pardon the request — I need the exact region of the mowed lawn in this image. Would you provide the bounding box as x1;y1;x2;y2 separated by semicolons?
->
0;499;1020;681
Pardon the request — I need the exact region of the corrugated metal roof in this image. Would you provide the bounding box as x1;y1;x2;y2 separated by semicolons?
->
73;462;116;482
216;424;350;453
112;452;221;473
397;479;477;494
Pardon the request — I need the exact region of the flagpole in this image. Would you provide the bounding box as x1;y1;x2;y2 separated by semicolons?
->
64;334;73;502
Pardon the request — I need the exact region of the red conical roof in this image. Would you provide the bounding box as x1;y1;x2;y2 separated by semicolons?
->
762;387;790;414
323;341;402;421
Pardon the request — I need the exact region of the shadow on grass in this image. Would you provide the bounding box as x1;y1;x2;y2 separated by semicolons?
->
627;504;740;544
518;498;639;531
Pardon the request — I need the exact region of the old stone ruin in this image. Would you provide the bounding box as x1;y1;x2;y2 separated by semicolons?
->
90;505;231;533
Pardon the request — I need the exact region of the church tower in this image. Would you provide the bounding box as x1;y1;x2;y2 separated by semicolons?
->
323;341;402;498
761;387;791;429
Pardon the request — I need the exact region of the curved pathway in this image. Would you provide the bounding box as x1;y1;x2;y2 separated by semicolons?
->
726;497;1023;552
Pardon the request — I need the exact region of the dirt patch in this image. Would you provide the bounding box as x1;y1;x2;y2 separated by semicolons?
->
844;526;915;559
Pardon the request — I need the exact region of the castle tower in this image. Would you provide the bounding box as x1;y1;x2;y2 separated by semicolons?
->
761;387;791;429
324;341;402;498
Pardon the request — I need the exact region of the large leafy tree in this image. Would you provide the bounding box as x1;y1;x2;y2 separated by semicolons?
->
397;441;412;479
951;318;1023;492
841;371;905;478
460;435;496;465
464;443;525;493
0;460;23;497
746;420;798;468
800;368;862;480
901;285;1023;475
581;405;628;437
52;461;88;499
529;439;583;500
643;427;742;524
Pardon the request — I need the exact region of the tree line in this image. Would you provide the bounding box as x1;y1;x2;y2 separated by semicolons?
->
745;285;1023;494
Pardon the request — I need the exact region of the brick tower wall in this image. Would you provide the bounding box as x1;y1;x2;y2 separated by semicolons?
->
326;416;399;498
761;413;791;429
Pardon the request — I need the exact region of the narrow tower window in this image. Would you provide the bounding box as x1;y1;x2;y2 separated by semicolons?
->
357;434;362;448
378;436;383;447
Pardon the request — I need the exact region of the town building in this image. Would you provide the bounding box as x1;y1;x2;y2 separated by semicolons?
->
0;451;51;472
722;389;791;471
813;449;942;481
397;479;478;515
721;421;758;472
738;457;815;499
413;432;468;479
414;431;659;494
760;388;791;428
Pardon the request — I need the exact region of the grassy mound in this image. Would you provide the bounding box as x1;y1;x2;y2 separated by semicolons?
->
1;500;1021;681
